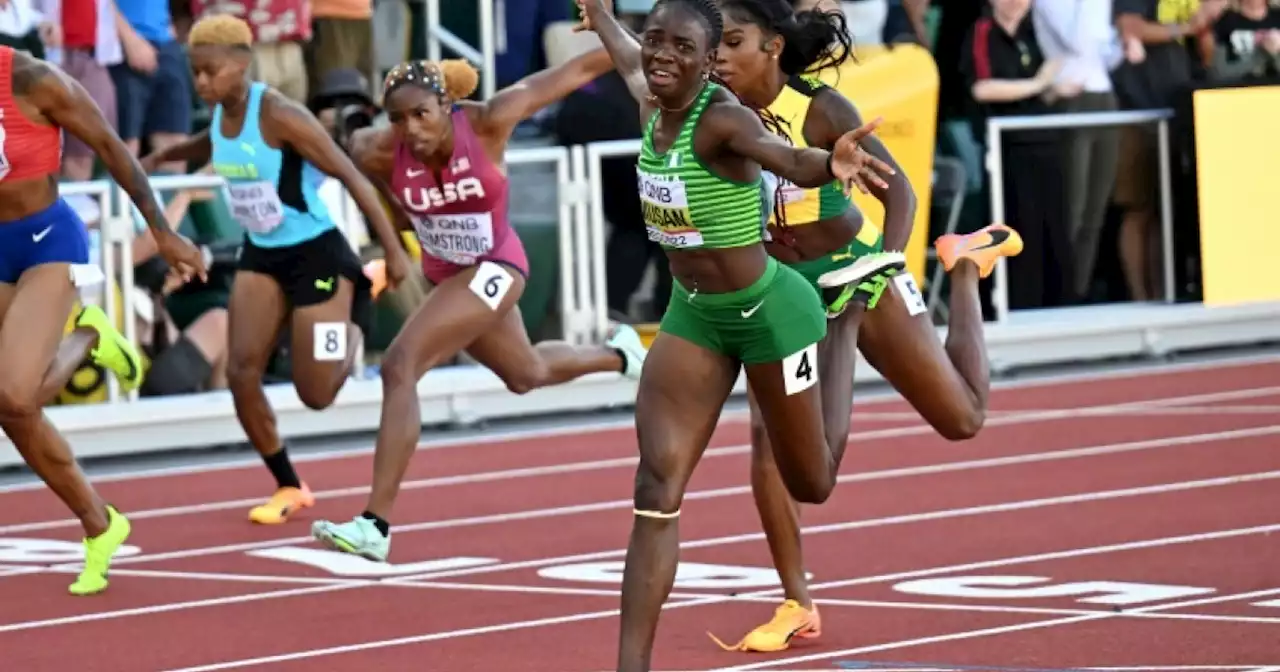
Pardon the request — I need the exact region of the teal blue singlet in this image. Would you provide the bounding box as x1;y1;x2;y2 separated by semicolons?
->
211;81;334;248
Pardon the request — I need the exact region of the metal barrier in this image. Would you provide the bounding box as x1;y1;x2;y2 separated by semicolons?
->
584;139;643;342
64;180;127;403
424;0;497;100
985;109;1176;323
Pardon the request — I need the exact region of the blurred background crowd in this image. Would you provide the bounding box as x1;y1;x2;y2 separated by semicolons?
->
3;0;1277;406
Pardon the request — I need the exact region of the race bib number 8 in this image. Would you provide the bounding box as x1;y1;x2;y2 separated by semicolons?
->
782;342;819;396
313;322;347;361
468;261;514;310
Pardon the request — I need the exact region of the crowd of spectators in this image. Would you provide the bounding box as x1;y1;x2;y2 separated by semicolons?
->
958;0;1279;311
5;0;1277;405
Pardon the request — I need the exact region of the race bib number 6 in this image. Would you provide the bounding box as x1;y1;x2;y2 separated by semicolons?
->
468;261;515;310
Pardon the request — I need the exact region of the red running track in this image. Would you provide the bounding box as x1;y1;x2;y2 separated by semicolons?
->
2;356;1280;672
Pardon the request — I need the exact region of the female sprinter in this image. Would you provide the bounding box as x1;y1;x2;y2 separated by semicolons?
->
309;52;651;559
575;0;897;668
0;44;207;594
707;0;1026;651
140;15;412;525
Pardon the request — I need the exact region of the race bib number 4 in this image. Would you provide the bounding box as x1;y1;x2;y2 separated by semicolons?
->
226;181;285;234
782;342;819;396
638;170;702;248
413;212;495;265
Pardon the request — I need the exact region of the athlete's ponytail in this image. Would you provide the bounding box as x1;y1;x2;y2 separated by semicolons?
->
383;58;481;101
438;60;480;100
779;8;853;75
720;0;854;76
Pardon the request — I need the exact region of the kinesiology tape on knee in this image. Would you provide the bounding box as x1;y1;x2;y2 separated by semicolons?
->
633;508;680;519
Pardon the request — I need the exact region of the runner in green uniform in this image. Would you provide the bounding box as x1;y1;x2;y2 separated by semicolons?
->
575;0;897;670
707;0;1026;651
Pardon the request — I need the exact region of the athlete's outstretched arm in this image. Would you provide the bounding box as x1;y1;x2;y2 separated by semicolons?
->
139;129;212;173
15;51;208;281
812;90;916;250
577;0;651;108
265;94;411;288
479;49;615;135
704;100;892;190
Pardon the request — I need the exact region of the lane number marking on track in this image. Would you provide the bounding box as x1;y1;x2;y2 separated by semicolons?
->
0;534;1274;611
538;561;810;590
0;537;142;563
246;547;499;578
892;574;1217;606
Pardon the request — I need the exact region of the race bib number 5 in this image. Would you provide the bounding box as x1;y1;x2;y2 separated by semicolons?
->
893;273;927;317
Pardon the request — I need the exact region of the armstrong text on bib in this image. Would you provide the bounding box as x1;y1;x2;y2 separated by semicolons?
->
412;212;495;265
638;170;702;248
226;181;286;234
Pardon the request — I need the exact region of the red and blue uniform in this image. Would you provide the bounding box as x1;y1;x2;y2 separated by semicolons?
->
0;45;90;284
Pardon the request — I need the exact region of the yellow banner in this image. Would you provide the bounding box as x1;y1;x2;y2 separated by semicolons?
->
1193;85;1280;306
812;44;940;282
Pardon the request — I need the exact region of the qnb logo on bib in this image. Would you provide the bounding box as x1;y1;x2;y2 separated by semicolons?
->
413;212;495;264
637;171;701;248
401;177;486;210
227;181;285;234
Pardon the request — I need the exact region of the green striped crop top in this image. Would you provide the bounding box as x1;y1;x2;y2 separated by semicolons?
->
636;82;766;250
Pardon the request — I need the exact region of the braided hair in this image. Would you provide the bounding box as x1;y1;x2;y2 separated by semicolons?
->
382;59;479;102
651;0;724;48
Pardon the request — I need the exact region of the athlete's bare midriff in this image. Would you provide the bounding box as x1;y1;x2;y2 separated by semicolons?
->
666;244;771;295
764;196;867;264
0;177;59;223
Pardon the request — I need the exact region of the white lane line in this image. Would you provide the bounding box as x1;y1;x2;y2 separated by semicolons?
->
37;421;1280;570
2;355;1275;494
719;588;1280;670
5;476;1276;638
